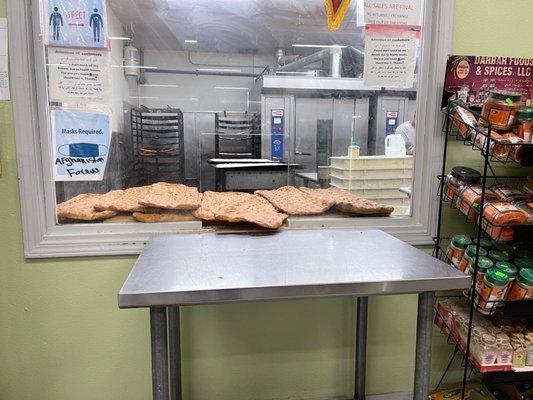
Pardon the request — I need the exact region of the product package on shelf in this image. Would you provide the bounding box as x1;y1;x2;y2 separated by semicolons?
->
434;298;533;372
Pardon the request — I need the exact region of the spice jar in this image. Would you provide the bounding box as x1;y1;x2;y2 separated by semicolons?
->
514;257;533;270
451;104;478;139
482;202;527;242
478;334;499;364
481;91;523;130
512;341;527;367
523;177;533;196
444;166;481;202
489;250;509;264
457;185;497;222
446;234;472;267
476;268;509;314
495;261;518;299
494;243;515;259
513;200;533;224
459;245;488;272
507;268;533;300
491;184;527;202
472;237;494;251
516;107;533;143
468;256;493;291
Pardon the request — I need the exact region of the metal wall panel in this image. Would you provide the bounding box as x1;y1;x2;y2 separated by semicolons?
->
375;96;410;155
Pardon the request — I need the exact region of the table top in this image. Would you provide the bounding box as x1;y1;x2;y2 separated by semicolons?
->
296;172;319;182
214;163;300;170
208;158;274;164
118;229;470;308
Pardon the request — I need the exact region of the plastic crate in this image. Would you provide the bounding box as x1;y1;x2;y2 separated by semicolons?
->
330;155;414;170
330;166;413;180
329;173;412;190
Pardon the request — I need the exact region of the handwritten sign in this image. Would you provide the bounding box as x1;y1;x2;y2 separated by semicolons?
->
363;0;422;26
363;25;419;88
52;109;111;181
48;47;110;103
44;0;107;48
444;56;533;106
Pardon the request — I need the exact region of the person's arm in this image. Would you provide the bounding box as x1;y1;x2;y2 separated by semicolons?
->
49;13;53;26
59;14;63;26
395;123;415;155
90;15;93;28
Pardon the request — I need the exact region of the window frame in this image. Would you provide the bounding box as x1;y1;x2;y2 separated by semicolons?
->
8;0;454;258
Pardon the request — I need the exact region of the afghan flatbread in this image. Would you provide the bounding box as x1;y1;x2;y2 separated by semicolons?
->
215;194;287;229
139;183;202;210
57;194;117;221
300;187;394;216
255;186;335;215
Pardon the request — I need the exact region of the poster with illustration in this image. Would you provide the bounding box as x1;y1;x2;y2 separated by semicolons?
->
443;56;533;107
44;0;107;48
52;109;111;181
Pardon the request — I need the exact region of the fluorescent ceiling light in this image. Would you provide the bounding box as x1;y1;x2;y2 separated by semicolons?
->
139;84;179;88
109;36;131;41
214;86;249;90
197;68;241;73
112;65;158;69
292;44;347;49
184;39;198;43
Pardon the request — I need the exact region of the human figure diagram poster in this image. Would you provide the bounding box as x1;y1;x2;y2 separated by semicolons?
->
44;0;107;49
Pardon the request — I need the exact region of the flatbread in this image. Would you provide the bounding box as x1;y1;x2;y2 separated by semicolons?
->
300;187;394;216
193;191;252;221
255;186;335;215
57;194;117;221
94;186;153;212
139;183;202;210
132;211;197;223
215;194;287;229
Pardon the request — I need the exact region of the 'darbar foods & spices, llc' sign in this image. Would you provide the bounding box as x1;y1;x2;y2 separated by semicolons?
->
44;0;107;49
52;109;111;181
444;56;533;107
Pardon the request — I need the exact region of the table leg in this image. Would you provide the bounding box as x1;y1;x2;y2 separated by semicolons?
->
413;292;435;400
151;307;169;400
168;307;182;400
354;297;368;400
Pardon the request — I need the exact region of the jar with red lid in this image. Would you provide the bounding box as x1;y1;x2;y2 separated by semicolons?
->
482;202;527;241
456;184;497;222
516;107;533;144
444;166;481;202
481;91;523;131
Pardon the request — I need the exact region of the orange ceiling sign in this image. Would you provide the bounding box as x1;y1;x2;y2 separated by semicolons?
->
325;0;351;31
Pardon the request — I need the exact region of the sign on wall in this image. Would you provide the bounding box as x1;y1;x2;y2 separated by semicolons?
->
44;0;107;48
363;24;419;88
444;56;533;107
52;109;111;181
362;0;422;26
48;47;111;103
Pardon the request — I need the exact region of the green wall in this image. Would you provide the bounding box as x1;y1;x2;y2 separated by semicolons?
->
1;1;533;399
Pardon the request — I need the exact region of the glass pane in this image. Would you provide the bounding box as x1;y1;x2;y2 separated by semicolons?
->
39;0;420;228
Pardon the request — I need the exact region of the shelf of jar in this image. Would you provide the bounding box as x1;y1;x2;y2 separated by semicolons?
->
438;175;533;243
443;103;533;167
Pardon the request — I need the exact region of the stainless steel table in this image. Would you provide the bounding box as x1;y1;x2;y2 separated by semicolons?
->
118;229;470;400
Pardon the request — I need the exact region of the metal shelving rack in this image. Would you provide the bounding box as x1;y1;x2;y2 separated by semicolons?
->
433;100;533;398
131;106;185;186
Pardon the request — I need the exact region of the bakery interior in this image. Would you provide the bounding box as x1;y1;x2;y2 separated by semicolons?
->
55;0;416;228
